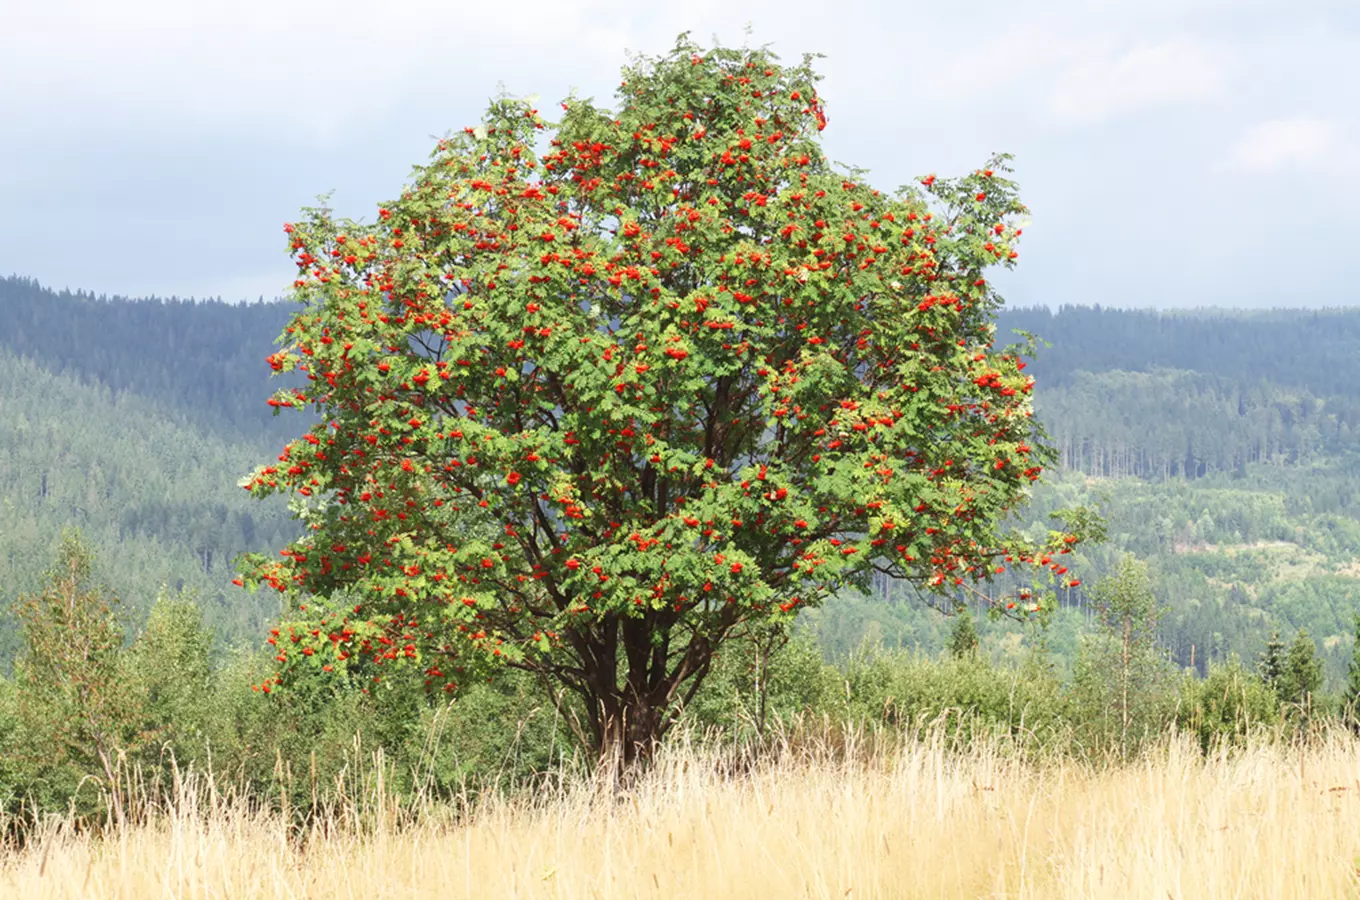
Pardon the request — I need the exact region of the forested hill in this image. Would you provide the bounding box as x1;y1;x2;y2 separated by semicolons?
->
0;275;306;445
5;271;1352;475
0;275;306;658
996;305;1360;398
3;273;1360;686
995;306;1360;481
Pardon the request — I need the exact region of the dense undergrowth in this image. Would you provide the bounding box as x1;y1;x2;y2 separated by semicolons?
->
1;534;1354;835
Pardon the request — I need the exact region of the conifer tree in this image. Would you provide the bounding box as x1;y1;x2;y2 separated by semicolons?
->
1343;614;1360;732
14;530;140;821
1257;629;1286;693
1280;628;1324;718
948;607;980;659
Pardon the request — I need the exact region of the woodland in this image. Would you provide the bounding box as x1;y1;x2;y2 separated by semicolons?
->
1;276;1359;813
4;275;1358;678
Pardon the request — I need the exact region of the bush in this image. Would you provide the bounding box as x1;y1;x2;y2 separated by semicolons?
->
1175;656;1280;753
829;639;1071;758
126;587;214;767
684;631;838;740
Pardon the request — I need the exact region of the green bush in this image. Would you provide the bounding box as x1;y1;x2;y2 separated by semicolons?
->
683;631;838;740
829;638;1071;758
126;587;214;766
1;528;1351;828
1175;656;1280;753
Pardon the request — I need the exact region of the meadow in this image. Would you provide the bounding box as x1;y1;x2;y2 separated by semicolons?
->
4;720;1359;900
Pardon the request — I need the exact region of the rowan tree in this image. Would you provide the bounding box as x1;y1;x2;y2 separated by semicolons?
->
236;33;1095;769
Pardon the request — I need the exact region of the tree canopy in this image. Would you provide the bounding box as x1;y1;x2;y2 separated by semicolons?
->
236;33;1091;766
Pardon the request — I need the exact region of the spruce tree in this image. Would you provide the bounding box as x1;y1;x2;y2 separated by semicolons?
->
948;607;980;659
1257;629;1286;694
1344;614;1360;732
14;530;141;821
1279;628;1324;720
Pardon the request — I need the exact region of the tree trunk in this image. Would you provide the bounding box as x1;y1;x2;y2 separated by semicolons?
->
754;638;768;740
570;614;720;782
595;694;669;775
1121;613;1132;756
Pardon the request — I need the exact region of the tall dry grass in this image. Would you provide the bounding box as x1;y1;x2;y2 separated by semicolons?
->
2;718;1359;899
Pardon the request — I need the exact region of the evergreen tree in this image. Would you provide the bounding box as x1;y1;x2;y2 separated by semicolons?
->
1344;614;1360;733
13;530;142;821
948;607;980;659
1257;629;1287;693
1279;628;1324;719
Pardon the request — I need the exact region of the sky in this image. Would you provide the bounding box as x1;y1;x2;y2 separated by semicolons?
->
2;0;1354;309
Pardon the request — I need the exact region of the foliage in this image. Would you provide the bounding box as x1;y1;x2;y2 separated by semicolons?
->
832;639;1071;757
4;35;1360;815
0;346;298;668
947;607;980;659
126;587;215;763
11;529;142;819
7;279;1360;688
1174;655;1280;753
1068;555;1176;759
1277;628;1325;721
0;533;1350;827
236;32;1089;767
682;629;835;740
1009;468;1360;687
1258;630;1287;695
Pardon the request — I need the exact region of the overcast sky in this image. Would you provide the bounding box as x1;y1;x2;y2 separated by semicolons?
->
2;0;1354;309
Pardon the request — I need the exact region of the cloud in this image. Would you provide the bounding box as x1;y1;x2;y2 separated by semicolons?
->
1227;117;1341;172
0;0;645;141
1049;37;1229;123
3;0;1358;309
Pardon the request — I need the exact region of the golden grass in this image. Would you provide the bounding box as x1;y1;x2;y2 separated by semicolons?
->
3;725;1360;899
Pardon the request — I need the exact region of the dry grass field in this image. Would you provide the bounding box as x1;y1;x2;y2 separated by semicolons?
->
3;724;1359;899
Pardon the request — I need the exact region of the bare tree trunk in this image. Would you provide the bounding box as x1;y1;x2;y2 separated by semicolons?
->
580;617;721;785
754;638;768;740
87;717;124;826
1121;614;1132;755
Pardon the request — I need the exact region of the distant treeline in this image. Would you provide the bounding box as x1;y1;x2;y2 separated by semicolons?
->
5;274;1360;680
996;304;1360;398
991;306;1360;481
0;275;307;444
7;276;1359;480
